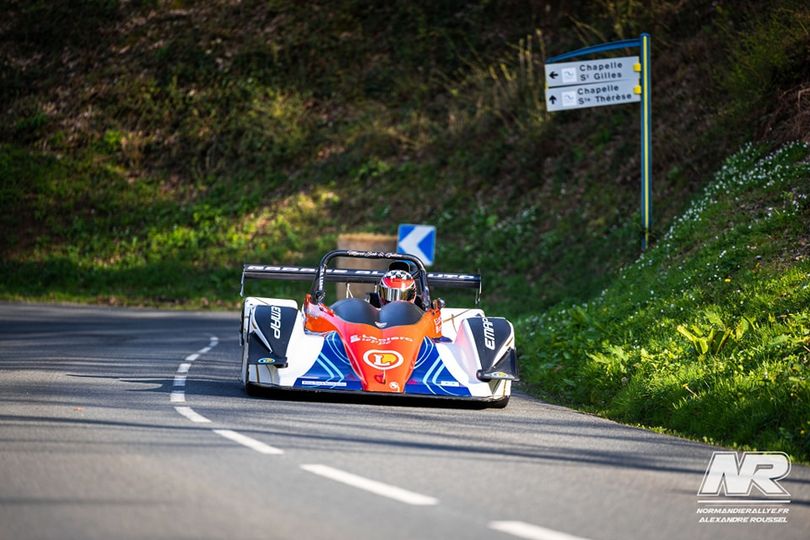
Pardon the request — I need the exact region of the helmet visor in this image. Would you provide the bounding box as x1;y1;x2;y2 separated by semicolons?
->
380;284;416;303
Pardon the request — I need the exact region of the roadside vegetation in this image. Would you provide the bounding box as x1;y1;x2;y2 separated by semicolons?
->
1;1;808;458
519;142;810;460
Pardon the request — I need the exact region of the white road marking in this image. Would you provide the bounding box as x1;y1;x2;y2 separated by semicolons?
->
300;464;438;506
489;521;592;540
213;429;284;455
171;335;218;415
170;337;284;456
174;406;211;423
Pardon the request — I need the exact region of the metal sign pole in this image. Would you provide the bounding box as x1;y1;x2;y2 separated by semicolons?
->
545;34;653;252
639;33;652;251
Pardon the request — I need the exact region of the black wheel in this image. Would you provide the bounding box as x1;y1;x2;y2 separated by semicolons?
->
488;395;510;409
245;380;262;397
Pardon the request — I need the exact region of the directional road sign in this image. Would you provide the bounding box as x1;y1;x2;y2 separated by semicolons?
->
397;224;436;266
544;34;652;250
546;79;640;112
545;56;639;88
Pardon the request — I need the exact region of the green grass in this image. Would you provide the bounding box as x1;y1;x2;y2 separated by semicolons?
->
0;143;336;307
517;142;810;460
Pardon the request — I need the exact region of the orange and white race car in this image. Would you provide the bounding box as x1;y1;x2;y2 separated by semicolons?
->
239;250;517;407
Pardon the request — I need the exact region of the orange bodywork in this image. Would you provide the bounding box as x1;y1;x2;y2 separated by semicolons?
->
303;294;442;393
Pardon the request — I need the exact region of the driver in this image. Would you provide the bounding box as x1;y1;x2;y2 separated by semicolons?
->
377;269;416;305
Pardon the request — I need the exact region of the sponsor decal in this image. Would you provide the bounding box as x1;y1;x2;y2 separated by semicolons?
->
269;305;282;339
374;321;389;328
257;357;273;364
389;382;400;391
482;317;496;350
346;250;392;258
438;380;461;387
301;380;348;387
350;334;414;345
362;349;404;371
696;451;791;525
428;273;477;280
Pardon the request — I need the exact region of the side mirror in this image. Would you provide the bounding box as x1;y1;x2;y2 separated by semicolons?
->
432;298;446;310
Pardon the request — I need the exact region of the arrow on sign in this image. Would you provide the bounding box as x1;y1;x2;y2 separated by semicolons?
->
549;71;558;79
549;95;557;104
397;224;436;266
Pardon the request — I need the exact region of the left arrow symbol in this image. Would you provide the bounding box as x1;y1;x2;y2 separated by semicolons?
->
549;71;558;79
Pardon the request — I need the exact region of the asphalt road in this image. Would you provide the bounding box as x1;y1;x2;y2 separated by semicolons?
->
1;302;808;540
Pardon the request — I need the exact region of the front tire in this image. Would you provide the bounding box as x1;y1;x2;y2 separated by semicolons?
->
245;380;262;397
488;396;510;409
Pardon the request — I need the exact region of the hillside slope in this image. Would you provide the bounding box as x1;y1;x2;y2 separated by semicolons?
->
520;142;810;460
2;0;807;311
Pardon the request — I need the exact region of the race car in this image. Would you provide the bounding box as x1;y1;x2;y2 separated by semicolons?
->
239;249;518;407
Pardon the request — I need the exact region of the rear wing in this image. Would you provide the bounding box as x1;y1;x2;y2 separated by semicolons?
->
243;250;483;305
241;264;481;296
242;264;481;287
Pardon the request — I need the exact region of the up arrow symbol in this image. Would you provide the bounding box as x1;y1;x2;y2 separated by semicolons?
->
549;95;557;104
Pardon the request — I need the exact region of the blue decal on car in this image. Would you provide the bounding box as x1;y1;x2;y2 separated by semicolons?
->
294;332;362;390
407;338;470;396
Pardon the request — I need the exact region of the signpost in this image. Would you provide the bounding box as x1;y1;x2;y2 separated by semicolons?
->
545;56;640;87
397;224;436;266
545;34;653;250
545;79;640;112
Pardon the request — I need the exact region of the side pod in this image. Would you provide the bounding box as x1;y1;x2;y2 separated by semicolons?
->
464;316;519;382
241;298;299;384
478;348;518;381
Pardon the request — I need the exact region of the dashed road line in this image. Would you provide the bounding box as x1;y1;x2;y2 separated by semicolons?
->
489;521;592;540
170;336;282;455
174;406;212;423
213;429;284;455
300;464;438;506
167;333;570;540
170;336;219;419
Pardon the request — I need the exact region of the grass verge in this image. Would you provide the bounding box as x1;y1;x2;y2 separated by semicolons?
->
517;141;810;461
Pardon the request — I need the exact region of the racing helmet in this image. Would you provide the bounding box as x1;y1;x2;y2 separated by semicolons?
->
377;269;416;304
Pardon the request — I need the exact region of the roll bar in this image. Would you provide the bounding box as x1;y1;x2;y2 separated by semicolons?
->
311;250;430;306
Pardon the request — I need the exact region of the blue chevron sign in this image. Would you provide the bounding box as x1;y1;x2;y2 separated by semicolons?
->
397;224;436;266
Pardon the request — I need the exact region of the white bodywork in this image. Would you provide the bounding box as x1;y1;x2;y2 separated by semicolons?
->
241;297;512;400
